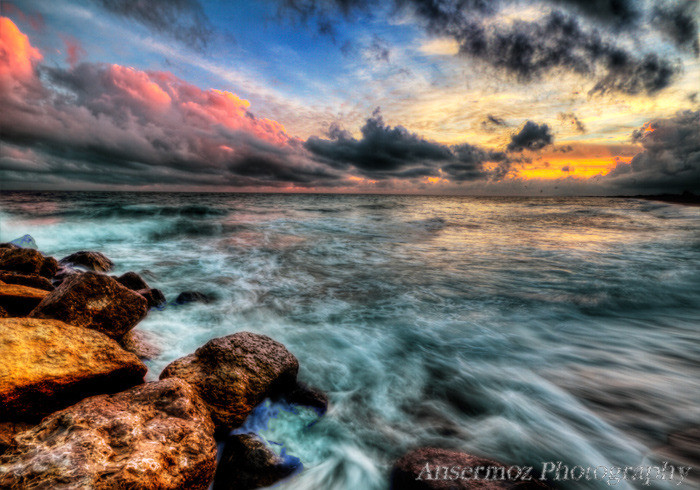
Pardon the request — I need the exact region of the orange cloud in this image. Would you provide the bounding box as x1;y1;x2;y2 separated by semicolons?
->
108;65;172;110
0;17;42;91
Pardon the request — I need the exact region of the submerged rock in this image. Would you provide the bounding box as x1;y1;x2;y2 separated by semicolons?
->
0;248;58;279
160;331;299;432
0;271;54;291
175;290;211;305
30;271;148;339
138;288;167;308
0;318;146;422
59;250;114;272
391;448;550;490
120;329;161;360
0;282;49;316
116;271;150;291
0;378;217;489
213;433;301;490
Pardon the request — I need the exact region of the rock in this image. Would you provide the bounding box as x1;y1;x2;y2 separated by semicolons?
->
0;243;20;250
213;433;301;490
160;332;299;432
0;248;58;279
391;448;550;490
30;271;148;339
8;234;38;249
283;381;329;415
0;271;54;291
0;307;6;318
58;250;114;272
116;271;150;291
138;288;167;308
0;378;217;489
0;422;32;455
52;264;81;287
120;329;161;360
0;281;49;316
0;318;147;422
175;290;211;305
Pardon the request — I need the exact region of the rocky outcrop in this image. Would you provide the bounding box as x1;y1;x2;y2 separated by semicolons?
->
120;329;161;360
175;291;211;305
0;318;147;422
138;288;167;308
391;448;550;490
116;271;150;291
0;422;32;455
0;378;217;489
0;272;54;291
213;433;300;490
59;250;114;272
0;248;58;279
160;332;299;432
30;272;148;339
0;282;49;316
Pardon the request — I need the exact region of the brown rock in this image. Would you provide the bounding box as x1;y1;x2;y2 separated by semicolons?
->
283;381;329;415
0;307;6;318
0;282;49;316
0;248;58;279
160;332;299;432
0;378;217;489
0;422;33;455
137;287;167;308
59;250;114;272
0;272;54;291
30;271;148;339
120;329;161;360
391;448;551;490
116;271;150;290
0;318;147;422
213;433;300;490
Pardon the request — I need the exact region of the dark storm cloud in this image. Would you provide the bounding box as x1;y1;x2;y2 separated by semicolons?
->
559;112;586;133
653;2;700;56
507;121;554;152
93;0;213;51
605;110;700;193
276;0;686;95
305;109;511;180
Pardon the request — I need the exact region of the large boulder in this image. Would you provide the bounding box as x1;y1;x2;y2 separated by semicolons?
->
0;248;57;279
30;272;148;339
0;379;217;489
59;250;114;272
160;332;299;432
120;329;161;360
0;271;54;291
0;318;147;422
391;448;550;490
213;433;301;490
0;282;49;316
0;422;32;455
8;234;38;249
116;271;150;291
138;288;167;308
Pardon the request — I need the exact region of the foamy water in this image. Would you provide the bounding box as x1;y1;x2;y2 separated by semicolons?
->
1;192;698;489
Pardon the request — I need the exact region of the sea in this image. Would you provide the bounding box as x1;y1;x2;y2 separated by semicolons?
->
1;192;698;489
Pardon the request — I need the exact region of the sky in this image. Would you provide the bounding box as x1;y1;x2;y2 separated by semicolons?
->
0;0;699;194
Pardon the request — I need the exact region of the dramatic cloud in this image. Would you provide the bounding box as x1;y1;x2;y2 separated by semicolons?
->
0;17;42;94
481;114;508;131
559;112;586;133
604;110;700;193
653;2;700;56
93;0;213;51
305;109;510;180
507;121;554;152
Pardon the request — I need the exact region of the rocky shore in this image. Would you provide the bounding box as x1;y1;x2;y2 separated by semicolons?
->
0;237;327;489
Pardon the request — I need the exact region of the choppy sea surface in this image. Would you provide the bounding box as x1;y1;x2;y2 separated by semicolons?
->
1;192;698;489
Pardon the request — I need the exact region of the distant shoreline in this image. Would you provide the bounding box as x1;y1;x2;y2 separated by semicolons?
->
615;192;700;207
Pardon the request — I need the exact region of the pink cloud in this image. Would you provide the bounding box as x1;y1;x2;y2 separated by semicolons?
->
0;17;43;93
60;35;87;68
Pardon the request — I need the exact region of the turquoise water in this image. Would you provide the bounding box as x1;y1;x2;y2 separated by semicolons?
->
1;192;698;489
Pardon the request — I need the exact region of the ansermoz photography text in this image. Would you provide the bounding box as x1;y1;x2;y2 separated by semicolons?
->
417;461;693;486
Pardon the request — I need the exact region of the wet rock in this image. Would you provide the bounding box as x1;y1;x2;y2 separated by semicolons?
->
52;264;81;287
283;381;329;415
116;271;150;291
160;331;299;432
0;307;6;318
30;271;148;339
120;329;161;360
0;281;49;316
0;378;217;489
391;447;550;490
8;234;38;249
0;248;58;279
0;243;20;250
0;271;54;291
0;422;32;455
213;433;300;490
138;288;167;308
58;250;114;272
0;318;147;422
175;290;211;305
